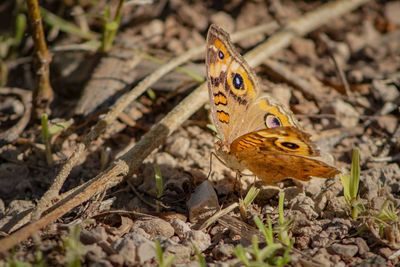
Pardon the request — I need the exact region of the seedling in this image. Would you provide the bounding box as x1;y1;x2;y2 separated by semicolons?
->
193;246;206;267
340;148;365;220
234;193;294;267
277;193;295;246
41;115;73;166
155;239;175;267
239;185;260;218
100;0;125;51
234;215;292;266
63;224;84;267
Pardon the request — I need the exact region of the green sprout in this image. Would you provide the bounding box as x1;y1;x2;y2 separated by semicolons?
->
155;239;175;267
63;224;84;267
340;148;365;220
100;0;125;52
41;115;74;166
239;185;260;218
234;215;292;267
193;246;206;267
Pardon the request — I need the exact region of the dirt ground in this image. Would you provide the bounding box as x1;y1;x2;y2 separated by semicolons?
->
0;0;400;266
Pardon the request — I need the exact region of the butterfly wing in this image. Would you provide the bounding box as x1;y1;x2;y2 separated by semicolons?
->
230;127;340;184
236;150;340;184
206;25;260;144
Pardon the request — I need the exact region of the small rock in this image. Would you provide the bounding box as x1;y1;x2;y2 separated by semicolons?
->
328;243;358;257
378;114;398;134
354;237;369;257
312;248;331;267
85;243;107;261
0;199;4;215
132;218;174;238
166;136;190;158
236;2;269;47
137;240;156;264
291;194;318;220
379;247;393;259
305;178;326;197
187;181;219;223
346;32;366;53
184;230;211;252
108;254;124;267
210;12;235;33
141;20;164;45
333;261;346;267
332;99;359;127
170;218;191;238
212;243;234;260
385;2;400;25
154;152;177;168
283;186;301;201
159;237;192;264
257;185;280;200
290;37;317;63
87;258;113;267
359;255;386;266
324;196;347;219
113;236;137;266
372;79;400;102
177;4;208;31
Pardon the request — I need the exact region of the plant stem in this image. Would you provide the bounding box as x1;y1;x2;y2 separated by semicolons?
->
26;0;54;118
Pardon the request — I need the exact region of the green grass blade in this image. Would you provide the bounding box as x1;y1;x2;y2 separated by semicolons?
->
349;149;360;199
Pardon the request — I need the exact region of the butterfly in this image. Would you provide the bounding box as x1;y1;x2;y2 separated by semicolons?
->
206;24;340;185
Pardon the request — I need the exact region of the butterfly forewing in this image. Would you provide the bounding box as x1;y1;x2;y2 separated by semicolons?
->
206;25;261;144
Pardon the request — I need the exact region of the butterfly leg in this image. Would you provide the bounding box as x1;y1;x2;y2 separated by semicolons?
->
207;151;227;179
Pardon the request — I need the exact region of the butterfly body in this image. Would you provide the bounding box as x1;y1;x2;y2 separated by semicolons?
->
206;24;340;185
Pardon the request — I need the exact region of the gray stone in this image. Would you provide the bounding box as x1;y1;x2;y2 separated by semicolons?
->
187;181;219;223
212;243;234;260
184;230;211;252
159;237;192;264
170;218;191;238
291;194;318;220
113;236;137;266
210;12;235;33
328;243;358;257
354;237;369;257
167;136;190;158
137;240;156;264
132;217;174;238
154;152;177;168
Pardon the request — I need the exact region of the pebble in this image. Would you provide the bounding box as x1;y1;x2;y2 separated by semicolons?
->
154;152;178;168
132;217;175;238
210;12;235;33
354;237;370;257
167;136;190;158
187;180;219;223
184;230;211;252
170;218;191;238
328;243;358;257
